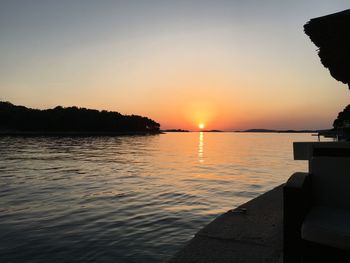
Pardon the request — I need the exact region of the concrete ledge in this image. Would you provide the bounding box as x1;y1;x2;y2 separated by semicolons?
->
169;185;284;263
293;142;350;160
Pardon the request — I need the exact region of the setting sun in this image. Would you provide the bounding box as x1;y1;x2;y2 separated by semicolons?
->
199;123;205;129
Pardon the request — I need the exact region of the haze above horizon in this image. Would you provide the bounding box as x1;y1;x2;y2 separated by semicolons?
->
1;0;349;131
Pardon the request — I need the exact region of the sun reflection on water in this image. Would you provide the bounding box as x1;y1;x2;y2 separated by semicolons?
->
0;133;314;262
198;131;204;163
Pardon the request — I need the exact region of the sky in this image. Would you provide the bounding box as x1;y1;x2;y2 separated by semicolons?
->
0;0;349;131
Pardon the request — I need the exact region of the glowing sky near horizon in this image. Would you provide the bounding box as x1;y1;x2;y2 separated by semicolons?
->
1;0;349;130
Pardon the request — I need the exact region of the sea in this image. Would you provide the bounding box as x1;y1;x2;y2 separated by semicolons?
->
0;132;319;262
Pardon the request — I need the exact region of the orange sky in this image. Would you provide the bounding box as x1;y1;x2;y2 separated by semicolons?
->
1;1;349;130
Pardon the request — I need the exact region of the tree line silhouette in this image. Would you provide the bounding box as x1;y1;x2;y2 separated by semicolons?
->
333;104;350;129
0;101;160;134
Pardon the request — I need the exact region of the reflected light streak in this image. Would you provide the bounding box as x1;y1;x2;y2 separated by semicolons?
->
198;131;204;163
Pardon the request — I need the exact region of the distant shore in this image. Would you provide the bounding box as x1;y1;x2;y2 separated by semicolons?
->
235;128;327;133
0;101;161;135
163;129;327;133
162;129;190;132
0;130;162;137
162;129;224;133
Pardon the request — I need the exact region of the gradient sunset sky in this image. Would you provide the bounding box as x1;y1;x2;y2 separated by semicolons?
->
1;0;349;131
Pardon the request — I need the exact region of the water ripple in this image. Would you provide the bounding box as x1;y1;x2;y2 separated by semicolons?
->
0;133;314;262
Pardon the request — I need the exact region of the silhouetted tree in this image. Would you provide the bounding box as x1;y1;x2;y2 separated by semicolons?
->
0;101;160;133
333;104;350;129
304;9;350;89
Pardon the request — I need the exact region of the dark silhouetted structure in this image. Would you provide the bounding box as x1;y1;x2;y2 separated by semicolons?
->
0;101;160;134
284;9;350;263
284;145;350;263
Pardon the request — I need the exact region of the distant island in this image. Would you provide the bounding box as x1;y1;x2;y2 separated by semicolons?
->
162;129;223;132
234;104;350;136
0;101;160;136
202;129;223;132
236;129;325;133
162;129;190;132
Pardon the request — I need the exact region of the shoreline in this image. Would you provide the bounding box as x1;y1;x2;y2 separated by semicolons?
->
0;131;162;137
169;185;283;263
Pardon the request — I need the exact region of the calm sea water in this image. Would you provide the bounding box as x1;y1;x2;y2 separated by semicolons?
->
0;133;316;262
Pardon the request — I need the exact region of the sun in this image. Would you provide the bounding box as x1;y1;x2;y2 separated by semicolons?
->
198;123;205;129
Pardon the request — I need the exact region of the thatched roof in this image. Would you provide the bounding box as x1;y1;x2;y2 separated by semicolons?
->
304;9;350;88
